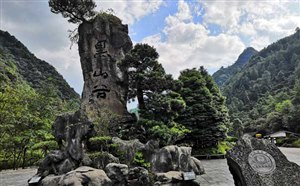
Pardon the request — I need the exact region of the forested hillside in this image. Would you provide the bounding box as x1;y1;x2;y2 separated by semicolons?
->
0;30;80;169
213;47;257;87
223;30;300;134
0;30;79;99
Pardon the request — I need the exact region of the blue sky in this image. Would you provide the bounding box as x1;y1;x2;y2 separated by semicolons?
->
1;0;300;99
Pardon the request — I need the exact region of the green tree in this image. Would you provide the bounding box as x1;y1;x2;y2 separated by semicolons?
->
177;67;229;149
0;83;70;169
120;43;174;110
120;44;189;146
49;0;97;23
232;118;243;138
139;91;189;146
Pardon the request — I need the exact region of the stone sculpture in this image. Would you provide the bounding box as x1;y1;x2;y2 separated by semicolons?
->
226;134;300;186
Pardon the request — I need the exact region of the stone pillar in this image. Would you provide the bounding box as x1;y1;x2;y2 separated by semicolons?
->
78;15;132;117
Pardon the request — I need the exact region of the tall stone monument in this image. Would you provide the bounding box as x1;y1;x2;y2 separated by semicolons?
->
78;14;133;117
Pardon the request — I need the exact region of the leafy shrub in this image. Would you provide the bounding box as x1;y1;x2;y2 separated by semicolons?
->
88;136;115;152
292;138;300;147
133;151;151;169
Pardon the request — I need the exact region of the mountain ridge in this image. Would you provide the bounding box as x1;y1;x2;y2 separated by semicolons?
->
213;47;258;87
0;30;79;100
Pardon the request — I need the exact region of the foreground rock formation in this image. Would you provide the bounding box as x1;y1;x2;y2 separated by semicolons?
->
226;134;300;186
28;13;205;186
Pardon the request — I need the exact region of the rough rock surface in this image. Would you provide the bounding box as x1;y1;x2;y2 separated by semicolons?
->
226;134;300;186
111;138;205;176
189;157;205;175
29;111;95;183
78;14;132;117
154;171;200;186
156;171;183;183
151;145;193;173
112;137;144;165
59;166;111;186
38;175;62;186
105;163;128;186
90;152;120;169
128;167;150;186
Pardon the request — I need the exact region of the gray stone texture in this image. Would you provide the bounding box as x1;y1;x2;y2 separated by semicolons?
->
112;137;144;165
105;163;128;186
226;134;300;186
58;166;112;186
78;15;132;117
151;145;204;175
127;166;150;186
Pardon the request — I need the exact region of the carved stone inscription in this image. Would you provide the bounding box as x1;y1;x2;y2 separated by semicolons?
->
248;150;276;174
89;40;110;103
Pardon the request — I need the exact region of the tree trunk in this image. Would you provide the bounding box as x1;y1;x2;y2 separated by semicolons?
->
21;147;27;169
137;88;145;110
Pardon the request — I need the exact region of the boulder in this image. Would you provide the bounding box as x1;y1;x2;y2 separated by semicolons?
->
38;175;62;186
128;167;150;186
33;110;95;179
227;134;300;186
151;145;192;173
58;166;112;186
154;171;200;186
90;152;119;169
189;157;205;175
155;171;183;183
105;163;128;186
112;137;144;165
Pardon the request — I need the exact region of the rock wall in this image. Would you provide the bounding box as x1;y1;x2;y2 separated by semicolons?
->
78;14;132;117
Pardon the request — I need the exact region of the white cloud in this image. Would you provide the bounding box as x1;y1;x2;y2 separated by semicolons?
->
35;46;83;94
97;0;164;24
201;0;300;50
142;0;245;77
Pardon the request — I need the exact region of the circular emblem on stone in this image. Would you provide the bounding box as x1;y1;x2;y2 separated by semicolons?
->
248;150;276;174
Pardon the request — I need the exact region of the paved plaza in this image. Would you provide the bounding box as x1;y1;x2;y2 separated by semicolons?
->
0;147;299;186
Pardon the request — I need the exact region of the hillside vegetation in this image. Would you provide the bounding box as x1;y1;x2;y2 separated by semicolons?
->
213;47;258;87
0;30;80;170
223;30;300;134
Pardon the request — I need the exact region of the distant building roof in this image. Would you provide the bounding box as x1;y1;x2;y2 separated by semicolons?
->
265;130;300;138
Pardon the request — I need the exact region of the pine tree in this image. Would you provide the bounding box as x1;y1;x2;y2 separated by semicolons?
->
177;67;229;149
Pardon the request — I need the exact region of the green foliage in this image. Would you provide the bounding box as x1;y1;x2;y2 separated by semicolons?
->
88;151;107;159
222;31;300;134
88;136;113;152
226;136;238;143
213;47;258;87
140;119;190;146
133;151;151;169
120;43;176;110
31;140;58;156
87;108;122;136
96;12;121;24
292;138;300;147
121;44;188;146
217;141;233;154
275;100;292;113
0;82;78;170
177;67;229;149
49;0;97;23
